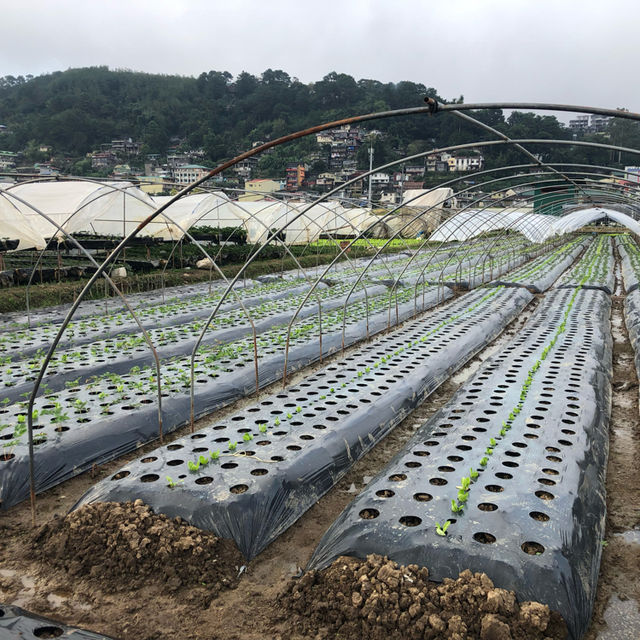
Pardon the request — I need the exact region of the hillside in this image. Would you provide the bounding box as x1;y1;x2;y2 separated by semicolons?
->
0;67;635;174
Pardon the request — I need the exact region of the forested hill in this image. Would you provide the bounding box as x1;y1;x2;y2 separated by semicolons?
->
0;67;636;170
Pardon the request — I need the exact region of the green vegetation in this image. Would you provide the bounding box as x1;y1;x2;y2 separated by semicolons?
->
2;67;632;176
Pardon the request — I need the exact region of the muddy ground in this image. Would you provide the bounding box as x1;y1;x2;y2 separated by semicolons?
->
0;289;638;639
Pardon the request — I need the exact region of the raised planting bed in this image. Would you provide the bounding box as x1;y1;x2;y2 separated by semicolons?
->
307;285;612;640
72;286;534;559
616;234;640;294
556;235;614;294
0;245;461;357
0;604;115;639
0;280;396;403
0;281;452;509
490;237;586;293
0;278;313;360
0;273;262;333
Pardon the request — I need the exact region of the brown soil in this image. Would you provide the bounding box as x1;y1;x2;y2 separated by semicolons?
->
583;294;640;638
280;554;568;640
31;500;243;601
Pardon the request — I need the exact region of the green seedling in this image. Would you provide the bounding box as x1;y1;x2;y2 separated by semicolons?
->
500;427;507;436
286;412;293;419
435;520;451;536
259;424;267;433
457;490;468;503
166;476;182;488
274;417;281;426
210;450;220;461
480;457;489;467
457;477;471;491
296;406;302;413
198;455;209;467
486;447;494;455
451;499;463;513
187;460;200;472
228;442;237;451
470;468;479;480
489;437;497;447
243;433;253;442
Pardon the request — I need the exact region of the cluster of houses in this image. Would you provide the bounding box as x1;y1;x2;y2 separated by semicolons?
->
0;124;486;203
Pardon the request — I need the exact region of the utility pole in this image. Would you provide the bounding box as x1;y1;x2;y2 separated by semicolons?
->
368;138;373;209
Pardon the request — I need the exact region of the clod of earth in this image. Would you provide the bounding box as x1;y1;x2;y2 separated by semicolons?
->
279;554;568;640
30;500;244;601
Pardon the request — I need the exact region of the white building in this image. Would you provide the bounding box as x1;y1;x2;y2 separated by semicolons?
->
173;164;211;185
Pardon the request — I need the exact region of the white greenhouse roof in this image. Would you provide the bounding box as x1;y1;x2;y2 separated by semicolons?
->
430;209;552;243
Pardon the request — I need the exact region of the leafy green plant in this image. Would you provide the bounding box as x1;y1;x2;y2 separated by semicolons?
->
187;460;200;472
435;520;451;536
451;499;463;514
228;442;237;451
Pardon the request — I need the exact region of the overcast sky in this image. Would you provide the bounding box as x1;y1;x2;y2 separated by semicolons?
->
0;0;637;121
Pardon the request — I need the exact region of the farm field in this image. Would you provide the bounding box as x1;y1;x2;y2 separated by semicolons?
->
0;232;639;640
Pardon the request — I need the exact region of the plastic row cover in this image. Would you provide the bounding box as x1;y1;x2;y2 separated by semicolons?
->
0;282;379;404
556;235;615;294
0;278;264;358
490;239;586;293
309;287;612;640
616;235;640;294
73;287;534;560
0;604;113;639
0;285;452;509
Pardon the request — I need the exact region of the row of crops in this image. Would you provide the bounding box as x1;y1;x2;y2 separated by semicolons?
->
66;233;620;640
3;231;630;640
0;236;575;508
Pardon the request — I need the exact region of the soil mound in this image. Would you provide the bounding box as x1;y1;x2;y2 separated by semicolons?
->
32;500;243;596
281;554;568;640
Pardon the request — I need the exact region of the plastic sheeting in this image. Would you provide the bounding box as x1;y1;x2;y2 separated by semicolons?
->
72;287;533;560
0;604;113;639
308;287;612;640
0;284;451;509
401;187;454;209
556;236;615;294
430;206;640;245
549;207;640;237
0;181;160;244
150;192;230;240
430;208;553;243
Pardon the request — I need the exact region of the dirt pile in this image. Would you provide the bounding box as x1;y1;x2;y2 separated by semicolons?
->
31;500;243;597
280;554;568;640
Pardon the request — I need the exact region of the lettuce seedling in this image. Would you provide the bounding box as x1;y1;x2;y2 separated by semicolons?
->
451;499;463;513
480;457;488;467
435;520;451;536
228;442;237;451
